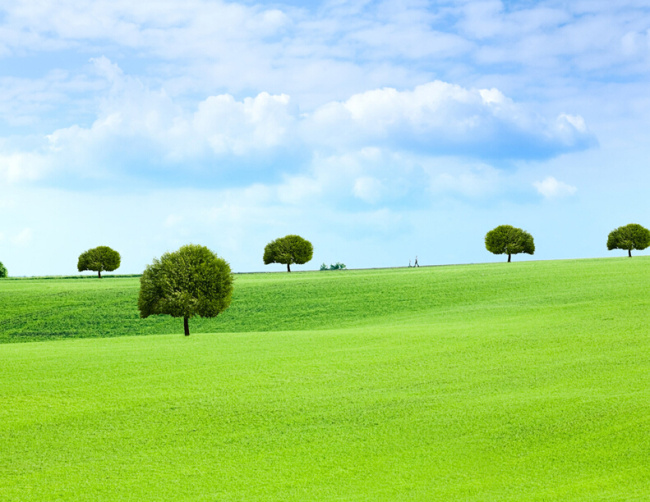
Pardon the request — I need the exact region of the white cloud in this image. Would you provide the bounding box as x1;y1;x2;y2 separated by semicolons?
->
90;56;123;83
193;92;294;155
2;0;650;278
353;177;383;204
558;113;587;133
294;148;422;206
0;1;290;58
306;81;595;157
0;0;648;114
459;2;571;40
270;149;510;208
22;59;298;180
0;64;595;186
534;176;577;198
459;1;650;74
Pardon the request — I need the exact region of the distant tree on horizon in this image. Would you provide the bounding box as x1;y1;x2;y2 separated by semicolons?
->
263;235;313;272
485;225;535;262
0;261;7;278
138;244;233;336
77;246;121;278
607;223;650;257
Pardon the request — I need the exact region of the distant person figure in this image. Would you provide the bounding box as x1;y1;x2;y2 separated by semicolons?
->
409;260;412;267
414;256;419;267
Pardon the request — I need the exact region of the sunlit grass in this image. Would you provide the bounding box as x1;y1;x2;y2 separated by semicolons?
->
1;258;649;500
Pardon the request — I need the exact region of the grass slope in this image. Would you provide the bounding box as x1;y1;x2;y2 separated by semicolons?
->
2;257;650;342
1;258;650;500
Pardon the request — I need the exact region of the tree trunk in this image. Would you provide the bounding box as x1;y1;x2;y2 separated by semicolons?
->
287;263;291;273
629;249;632;257
184;316;190;336
98;270;102;278
508;254;511;263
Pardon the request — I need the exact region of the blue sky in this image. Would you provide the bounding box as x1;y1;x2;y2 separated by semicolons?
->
1;0;650;275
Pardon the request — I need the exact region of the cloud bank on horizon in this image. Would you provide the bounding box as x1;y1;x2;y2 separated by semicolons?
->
1;57;595;187
1;0;650;275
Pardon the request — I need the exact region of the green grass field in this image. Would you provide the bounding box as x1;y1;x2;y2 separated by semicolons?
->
1;258;650;500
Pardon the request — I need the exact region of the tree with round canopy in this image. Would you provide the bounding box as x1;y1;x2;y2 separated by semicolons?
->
138;244;233;336
485;225;535;262
607;223;650;257
263;235;313;272
77;246;121;278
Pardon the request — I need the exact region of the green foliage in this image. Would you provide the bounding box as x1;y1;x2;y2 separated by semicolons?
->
320;262;347;271
138;244;233;335
77;246;121;278
0;261;6;278
485;224;535;262
263;234;313;272
2;257;649;343
2;258;650;499
607;223;650;257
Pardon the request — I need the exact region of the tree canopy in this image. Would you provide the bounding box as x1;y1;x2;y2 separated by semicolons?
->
607;223;650;257
263;234;313;272
138;244;233;336
77;246;121;278
485;225;535;262
0;261;7;278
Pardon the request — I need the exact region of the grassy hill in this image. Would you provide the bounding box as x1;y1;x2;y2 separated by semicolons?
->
1;258;649;500
3;257;650;343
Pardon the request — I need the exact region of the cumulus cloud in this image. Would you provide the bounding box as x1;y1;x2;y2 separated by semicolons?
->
298;148;429;206
0;0;648;119
193;93;294;156
270;149;511;208
0;61;596;187
306;81;595;158
3;58;297;183
533;176;577;198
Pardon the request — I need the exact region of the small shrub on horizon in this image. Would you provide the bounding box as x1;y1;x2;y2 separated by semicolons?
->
320;262;347;271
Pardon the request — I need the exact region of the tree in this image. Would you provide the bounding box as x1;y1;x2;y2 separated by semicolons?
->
263;235;313;272
485;225;535;262
138;244;233;336
77;246;121;278
0;261;7;278
607;223;650;257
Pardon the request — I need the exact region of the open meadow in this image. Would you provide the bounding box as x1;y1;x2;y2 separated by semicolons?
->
1;258;650;500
